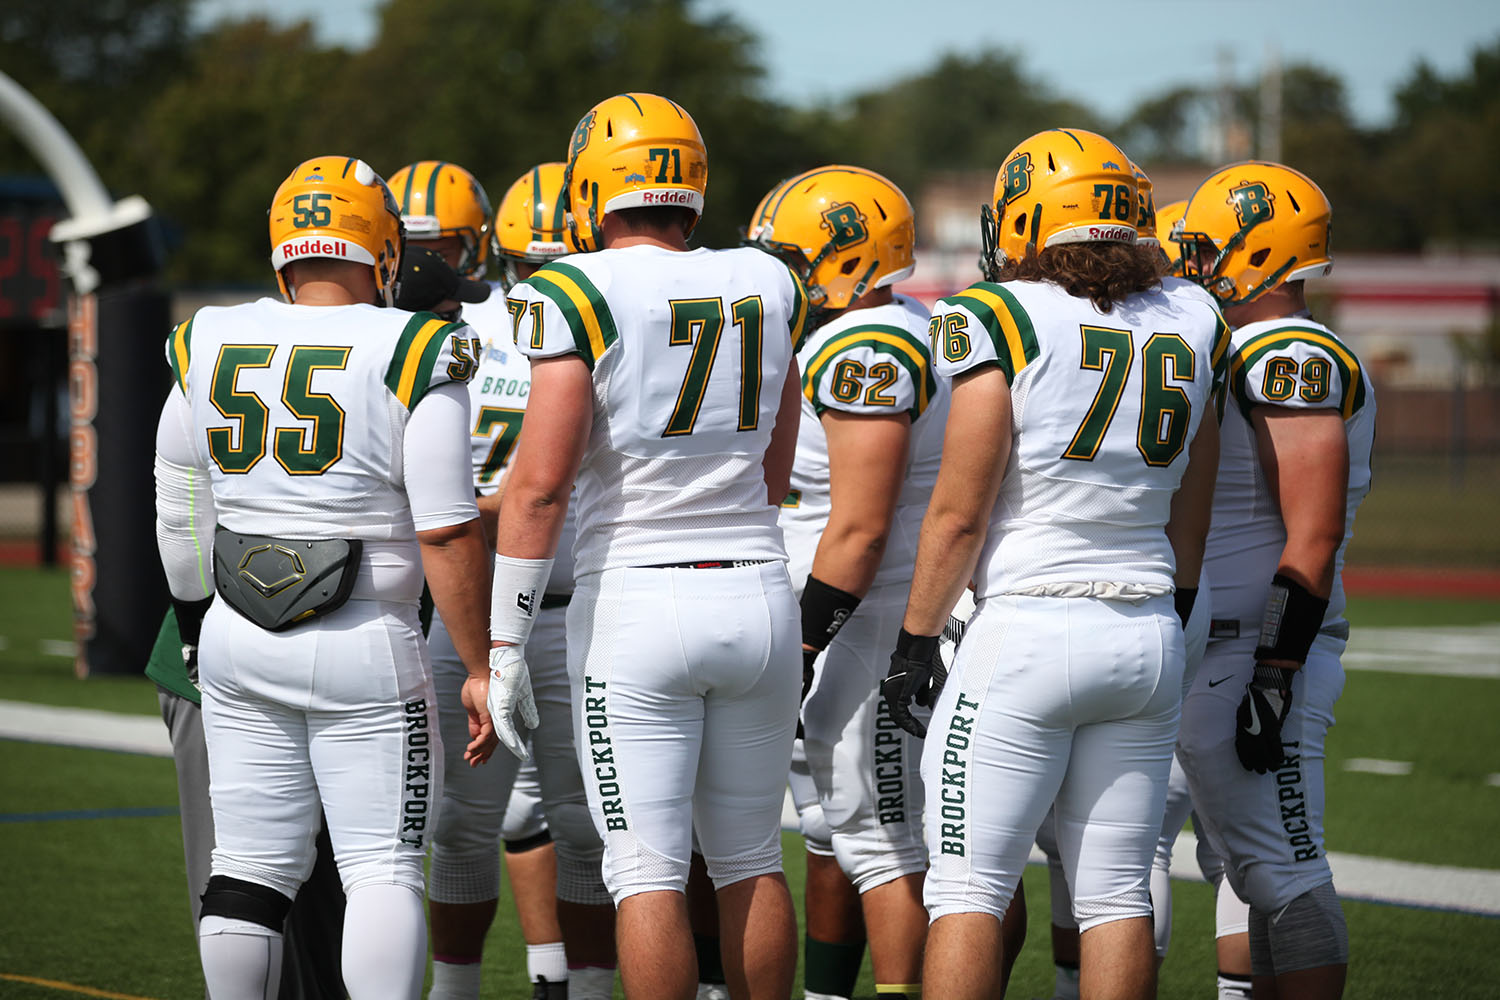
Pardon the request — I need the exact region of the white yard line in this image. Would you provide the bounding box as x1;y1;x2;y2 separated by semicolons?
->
0;700;170;757
1344;757;1415;775
1159;831;1500;918
1344;625;1500;678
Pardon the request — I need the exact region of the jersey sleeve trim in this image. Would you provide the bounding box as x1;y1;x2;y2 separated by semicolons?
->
386;313;461;410
167;316;194;391
802;324;935;419
788;267;810;346
525;261;618;369
940;283;1040;382
1229;325;1365;419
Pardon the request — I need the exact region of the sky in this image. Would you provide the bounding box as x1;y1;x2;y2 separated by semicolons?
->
193;0;1500;126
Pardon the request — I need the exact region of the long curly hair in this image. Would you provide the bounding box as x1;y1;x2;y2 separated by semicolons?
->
996;242;1165;313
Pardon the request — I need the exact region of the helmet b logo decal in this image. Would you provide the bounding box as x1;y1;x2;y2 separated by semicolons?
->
1229;182;1274;227
569;111;597;160
1003;153;1033;203
820;203;868;250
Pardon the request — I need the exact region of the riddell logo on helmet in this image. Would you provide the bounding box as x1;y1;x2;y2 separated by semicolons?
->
641;190;694;206
281;238;350;258
1088;225;1135;241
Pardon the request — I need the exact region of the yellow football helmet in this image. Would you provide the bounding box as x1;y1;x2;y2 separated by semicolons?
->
268;155;402;306
745;165;915;318
492;162;576;290
387;161;493;277
1176;161;1333;307
1132;161;1159;247
980;128;1138;280
563;92;708;252
1154;200;1188;275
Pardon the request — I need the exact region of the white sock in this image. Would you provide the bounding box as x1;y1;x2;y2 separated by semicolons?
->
199;915;283;1000
528;942;569;984
569;964;616;1000
428;958;483;1000
1218;973;1254;999
341;884;427;1000
1053;962;1081;1000
803;993;848;1000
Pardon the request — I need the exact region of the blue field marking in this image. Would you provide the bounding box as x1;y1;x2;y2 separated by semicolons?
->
0;805;179;824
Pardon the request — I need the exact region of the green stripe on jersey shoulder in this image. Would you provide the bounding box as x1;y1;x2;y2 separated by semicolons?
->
938;281;1040;381
1210;308;1232;385
385;311;462;409
1229;324;1365;419
167;315;195;391
524;260;618;369
804;322;936;418
787;266;810;346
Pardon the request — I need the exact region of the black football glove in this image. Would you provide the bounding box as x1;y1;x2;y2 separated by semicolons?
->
1235;665;1294;773
882;629;946;739
172;595;213;688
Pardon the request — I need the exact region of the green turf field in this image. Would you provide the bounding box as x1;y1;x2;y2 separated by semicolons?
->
2;565;1498;999
1343;454;1500;568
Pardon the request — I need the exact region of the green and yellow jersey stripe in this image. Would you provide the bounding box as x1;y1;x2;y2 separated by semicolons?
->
938;282;1041;383
787;267;810;347
385;312;460;409
167;316;195;391
524;261;619;368
803;324;936;419
1229;325;1365;419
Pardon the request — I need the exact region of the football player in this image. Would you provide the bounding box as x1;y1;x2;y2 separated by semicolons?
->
1155;200;1188;274
743;176;867;1000
396;159;618;1000
388;159;529;1000
1173;161;1371;1000
1158;192;1255;1000
1027;168;1252;1000
387;160;493;279
746;165;948;1000
154;156;496;1000
490;92;807;1000
883;128;1226;1000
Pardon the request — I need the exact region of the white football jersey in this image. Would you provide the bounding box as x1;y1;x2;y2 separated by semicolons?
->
462;298;578;594
1204;315;1375;630
779;294;949;588
931;277;1230;598
459;293;524;496
506;246;807;576
164;298;481;600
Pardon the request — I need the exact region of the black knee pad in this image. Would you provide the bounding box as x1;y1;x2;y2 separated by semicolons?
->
504;829;554;854
200;875;293;932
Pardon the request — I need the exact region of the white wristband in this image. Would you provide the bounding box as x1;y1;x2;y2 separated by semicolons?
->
490;553;555;644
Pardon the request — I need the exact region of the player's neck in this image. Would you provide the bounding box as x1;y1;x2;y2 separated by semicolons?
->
606;234;688;251
844;287;894;313
600;213;689;252
287;279;373;307
1223;282;1306;328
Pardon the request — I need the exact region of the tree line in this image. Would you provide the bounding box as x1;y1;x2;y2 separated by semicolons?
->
2;0;1496;285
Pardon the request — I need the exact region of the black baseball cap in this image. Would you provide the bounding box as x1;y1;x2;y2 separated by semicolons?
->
394;245;491;312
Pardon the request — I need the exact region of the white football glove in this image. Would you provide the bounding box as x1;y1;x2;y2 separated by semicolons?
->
487;644;539;761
